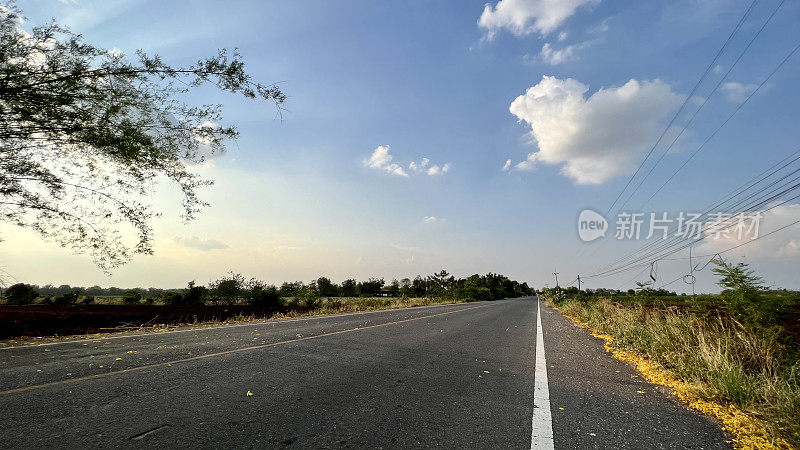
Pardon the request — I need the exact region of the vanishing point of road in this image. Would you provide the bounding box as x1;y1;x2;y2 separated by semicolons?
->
0;297;730;449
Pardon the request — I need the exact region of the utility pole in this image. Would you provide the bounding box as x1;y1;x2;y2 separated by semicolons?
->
552;271;560;288
577;275;581;291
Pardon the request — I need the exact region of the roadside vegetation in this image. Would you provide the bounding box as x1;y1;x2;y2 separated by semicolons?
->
0;271;534;339
542;259;799;448
1;270;533;307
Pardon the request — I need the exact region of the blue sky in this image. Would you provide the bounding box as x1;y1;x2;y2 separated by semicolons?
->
4;0;800;292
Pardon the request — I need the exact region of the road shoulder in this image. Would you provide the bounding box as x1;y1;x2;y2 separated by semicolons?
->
539;299;731;449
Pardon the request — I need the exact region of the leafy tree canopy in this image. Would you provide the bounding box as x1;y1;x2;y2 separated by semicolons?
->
711;258;764;293
0;1;285;270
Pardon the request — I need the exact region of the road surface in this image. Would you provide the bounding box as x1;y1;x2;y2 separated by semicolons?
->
0;297;729;448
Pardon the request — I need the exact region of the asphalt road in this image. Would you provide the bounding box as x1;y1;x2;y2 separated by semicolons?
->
0;297;730;449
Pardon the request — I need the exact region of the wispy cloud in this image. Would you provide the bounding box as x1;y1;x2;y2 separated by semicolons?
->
423;216;446;224
539;41;589;65
173;236;229;251
721;81;759;103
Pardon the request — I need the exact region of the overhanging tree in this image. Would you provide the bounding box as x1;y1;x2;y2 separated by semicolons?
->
0;2;285;270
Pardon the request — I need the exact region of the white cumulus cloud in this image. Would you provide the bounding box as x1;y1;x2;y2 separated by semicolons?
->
479;0;598;39
364;145;408;177
423;216;446;224
507;75;684;184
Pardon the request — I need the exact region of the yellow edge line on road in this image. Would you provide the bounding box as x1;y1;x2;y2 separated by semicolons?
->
0;304;487;396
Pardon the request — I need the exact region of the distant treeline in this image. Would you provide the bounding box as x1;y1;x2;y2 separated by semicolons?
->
1;270;534;307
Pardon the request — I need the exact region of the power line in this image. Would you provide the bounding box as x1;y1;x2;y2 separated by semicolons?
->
589;149;800;277
586;187;800;279
588;187;800;280
604;0;760;217
638;38;800;209
621;0;787;211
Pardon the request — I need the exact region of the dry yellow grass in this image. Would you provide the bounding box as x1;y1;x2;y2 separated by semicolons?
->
546;296;796;450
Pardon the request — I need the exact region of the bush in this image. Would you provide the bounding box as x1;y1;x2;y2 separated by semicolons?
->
83;296;95;304
209;273;245;305
162;291;184;306
325;298;343;309
122;289;142;304
53;290;80;305
183;282;207;306
299;287;320;309
3;283;38;305
248;285;280;307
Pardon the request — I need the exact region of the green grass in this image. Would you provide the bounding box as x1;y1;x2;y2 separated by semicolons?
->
545;292;800;447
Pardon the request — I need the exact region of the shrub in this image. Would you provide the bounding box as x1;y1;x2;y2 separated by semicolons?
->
209;272;245;305
325;298;343;309
248;285;280;307
299;287;320;309
183;282;207;306
122;289;142;304
162;291;184;306
53;290;80;305
3;283;38;305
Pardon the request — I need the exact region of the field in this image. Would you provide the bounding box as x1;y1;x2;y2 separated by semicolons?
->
0;296;466;341
543;290;800;448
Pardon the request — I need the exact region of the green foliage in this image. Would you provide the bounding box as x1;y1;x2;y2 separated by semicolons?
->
339;279;357;297
53;289;80;305
357;278;384;297
3;282;38;304
554;295;800;447
458;272;533;301
316;277;338;297
386;279;400;297
183;282;207;306
122;289;142;304
712;258;763;293
209;272;245;305
8;269;535;309
540;287;566;303
278;281;304;298
298;286;320;309
162;291;184;306
246;279;280;307
0;1;285;270
711;258;766;316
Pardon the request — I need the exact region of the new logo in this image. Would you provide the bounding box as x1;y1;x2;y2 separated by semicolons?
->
578;209;608;242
